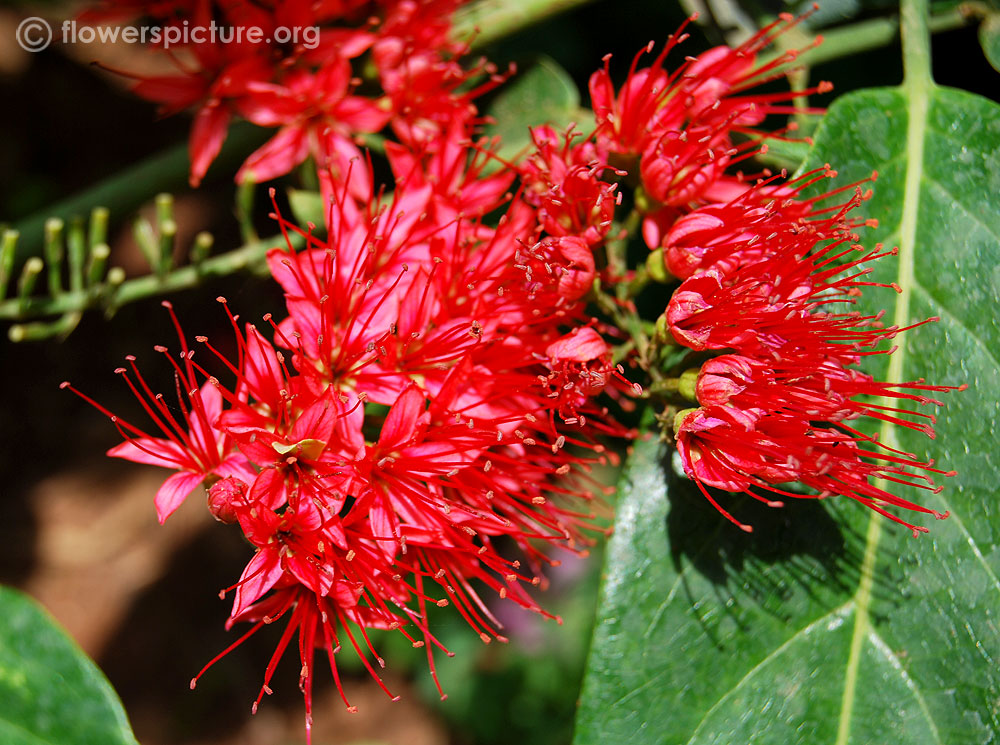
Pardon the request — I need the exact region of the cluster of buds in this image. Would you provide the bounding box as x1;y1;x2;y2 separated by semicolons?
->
537;10;961;535
656;170;962;534
64;2;961;739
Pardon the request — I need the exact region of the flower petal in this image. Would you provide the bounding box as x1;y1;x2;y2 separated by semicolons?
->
154;470;205;524
231;549;283;620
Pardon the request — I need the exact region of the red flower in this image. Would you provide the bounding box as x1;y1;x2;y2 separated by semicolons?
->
674;403;954;536
193;501;412;739
86;0;480;188
384;121;516;223
664;231;906;364
521;125;620;245
61;302;254;523
66;113;634;737
235;60;390;195
589;14;828;159
543;327;615;421
656;167;873;278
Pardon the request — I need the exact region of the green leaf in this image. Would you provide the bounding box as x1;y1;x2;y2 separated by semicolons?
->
287;188;325;229
484;55;581;160
575;85;1000;744
980;14;1000;73
0;585;139;745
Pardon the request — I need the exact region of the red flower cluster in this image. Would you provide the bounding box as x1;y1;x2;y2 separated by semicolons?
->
85;0;502;188
587;14;830;250
64;122;634;737
64;4;962;738
660;170;962;534
551;14;960;535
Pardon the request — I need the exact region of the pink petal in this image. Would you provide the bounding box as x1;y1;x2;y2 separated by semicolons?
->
289;390;338;445
197;381;224;426
231;549;283;620
379;386;425;452
108;438;186;469
247;468;288;513
217;453;257;484
317;131;371;202
370;496;400;561
313;60;350;100
189;103;231;187
154;470;204;524
131;75;206;111
236;84;300;126
242;328;285;408
332;579;365;608
320;29;374;59
237;125;309;184
334;95;392;133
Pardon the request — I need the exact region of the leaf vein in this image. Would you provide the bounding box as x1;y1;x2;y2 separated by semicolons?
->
921;176;1000;245
684;602;855;745
910;280;1000;378
866;626;944;745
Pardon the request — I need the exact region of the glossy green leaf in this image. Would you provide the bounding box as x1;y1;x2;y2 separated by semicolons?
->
0;585;138;745
484;55;581;160
575;84;1000;744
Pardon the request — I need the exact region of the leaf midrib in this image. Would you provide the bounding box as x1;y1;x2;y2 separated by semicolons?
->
833;66;932;745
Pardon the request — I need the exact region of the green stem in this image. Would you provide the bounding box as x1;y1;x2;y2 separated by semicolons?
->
236;179;260;245
758;6;969;69
454;0;597;49
611;340;635;366
902;0;935;85
0;231;302;325
605;223;634;300
11;123;268;265
592;283;658;381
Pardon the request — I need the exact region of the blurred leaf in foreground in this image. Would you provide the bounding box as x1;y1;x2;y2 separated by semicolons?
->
0;585;139;745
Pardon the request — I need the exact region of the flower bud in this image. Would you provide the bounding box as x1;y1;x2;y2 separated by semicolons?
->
654;312;671;346
546;327;608;363
645;248;672;283
677;368;700;402
207;476;248;524
672;407;699;436
695;355;760;406
663;211;725;280
551;236;597;301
